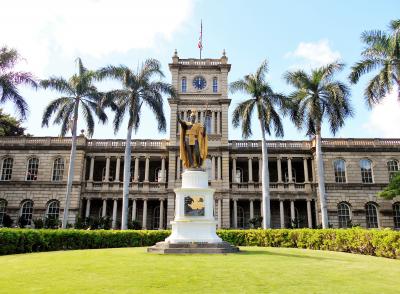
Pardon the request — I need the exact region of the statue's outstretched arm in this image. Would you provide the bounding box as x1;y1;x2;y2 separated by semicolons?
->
177;114;187;129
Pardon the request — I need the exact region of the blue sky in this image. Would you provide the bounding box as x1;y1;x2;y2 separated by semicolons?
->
2;0;399;140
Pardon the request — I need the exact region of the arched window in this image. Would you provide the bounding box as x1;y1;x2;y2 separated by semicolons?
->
205;158;212;181
360;159;373;183
237;205;245;228
181;77;187;93
26;157;39;181
20;200;34;226
387;160;399;181
366;202;379;228
212;77;218;93
333;159;346;183
52;158;64;181
46;200;60;220
393;203;400;229
1;157;13;181
0;199;7;225
152;206;160;229
337;202;351;228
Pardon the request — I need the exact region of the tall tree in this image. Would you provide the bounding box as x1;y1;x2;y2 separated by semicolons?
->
97;59;176;230
0;108;26;136
349;19;400;105
284;62;353;228
41;58;107;229
0;46;37;119
230;60;287;229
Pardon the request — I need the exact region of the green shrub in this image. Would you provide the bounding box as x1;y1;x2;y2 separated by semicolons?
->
1;228;400;259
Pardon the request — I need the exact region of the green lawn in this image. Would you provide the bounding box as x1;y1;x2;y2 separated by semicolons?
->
1;247;399;294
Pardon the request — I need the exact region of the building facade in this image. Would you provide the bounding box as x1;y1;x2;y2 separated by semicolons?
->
1;52;400;229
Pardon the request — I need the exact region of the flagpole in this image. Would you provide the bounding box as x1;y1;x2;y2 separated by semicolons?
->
199;20;202;59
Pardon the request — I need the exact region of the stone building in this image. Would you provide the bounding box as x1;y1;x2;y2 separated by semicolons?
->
0;52;400;229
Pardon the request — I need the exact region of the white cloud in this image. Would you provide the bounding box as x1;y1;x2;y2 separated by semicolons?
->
0;0;193;76
285;39;341;69
363;89;400;137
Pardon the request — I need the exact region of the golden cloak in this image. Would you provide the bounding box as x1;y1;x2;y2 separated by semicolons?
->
179;122;208;168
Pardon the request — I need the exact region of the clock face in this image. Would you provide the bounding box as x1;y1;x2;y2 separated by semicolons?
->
192;76;207;90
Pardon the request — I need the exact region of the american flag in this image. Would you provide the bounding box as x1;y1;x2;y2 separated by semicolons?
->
198;20;203;58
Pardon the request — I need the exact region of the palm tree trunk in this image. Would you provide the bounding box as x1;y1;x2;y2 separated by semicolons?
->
61;100;79;229
315;126;329;228
259;118;271;229
121;125;133;230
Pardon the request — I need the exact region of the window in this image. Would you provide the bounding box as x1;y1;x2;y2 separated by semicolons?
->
26;157;39;181
1;157;13;181
181;77;187;93
360;159;373;183
366;203;379;228
0;199;6;225
337;202;351;228
46;200;60;220
52;158;64;181
333;159;346;183
387;160;399;181
213;77;218;93
20;200;34;226
205;110;212;132
394;203;400;229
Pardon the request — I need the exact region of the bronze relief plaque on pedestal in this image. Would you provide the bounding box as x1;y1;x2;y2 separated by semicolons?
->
184;196;205;216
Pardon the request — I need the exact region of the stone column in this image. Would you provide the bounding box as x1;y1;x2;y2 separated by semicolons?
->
290;200;295;223
211;112;215;134
288;157;293;182
85;199;91;218
217;111;221;134
211;156;216;180
201;111;205;123
144;156;150;182
112;199;117;229
250;199;254;220
105;156;110;182
102;199;107;217
218;198;222;229
131;199;137;221
314;200;319;226
142;199;147;229
277;156;282;183
233;199;238;228
134;157;139;181
176;156;181;180
303;157;309;183
307;200;312;228
280;200;285;228
231;157;237;183
217;156;222;180
161;156;166;182
89;156;95;181
248;157;253;182
159;199;164;229
115;156;121;182
258;157;262;182
311;159;315;182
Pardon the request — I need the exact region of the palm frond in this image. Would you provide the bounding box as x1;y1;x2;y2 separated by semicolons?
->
40;77;75;95
41;97;72;127
232;98;255;138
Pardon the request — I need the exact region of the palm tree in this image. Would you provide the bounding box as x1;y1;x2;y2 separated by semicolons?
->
230;60;287;229
349;19;400;105
41;58;107;229
284;62;353;228
0;46;37;119
97;59;176;230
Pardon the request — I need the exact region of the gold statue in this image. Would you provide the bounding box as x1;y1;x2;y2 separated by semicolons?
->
178;110;208;169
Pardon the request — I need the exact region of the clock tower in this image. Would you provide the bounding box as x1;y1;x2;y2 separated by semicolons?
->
166;50;231;226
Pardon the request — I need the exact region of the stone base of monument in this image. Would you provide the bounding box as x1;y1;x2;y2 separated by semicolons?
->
147;169;239;254
147;241;239;254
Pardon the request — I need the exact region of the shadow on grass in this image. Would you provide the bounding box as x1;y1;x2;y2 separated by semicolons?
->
238;248;339;261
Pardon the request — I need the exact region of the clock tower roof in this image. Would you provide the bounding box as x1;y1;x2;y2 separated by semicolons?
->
169;50;231;71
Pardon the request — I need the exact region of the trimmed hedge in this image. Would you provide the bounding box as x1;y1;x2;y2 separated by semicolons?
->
1;228;400;258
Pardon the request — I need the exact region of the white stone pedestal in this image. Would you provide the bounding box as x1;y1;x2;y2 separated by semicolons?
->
165;169;222;243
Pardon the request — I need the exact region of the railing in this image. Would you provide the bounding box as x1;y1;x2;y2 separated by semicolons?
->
229;140;311;150
87;139;168;149
177;59;223;66
231;182;311;192
320;138;400;148
86;181;167;191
